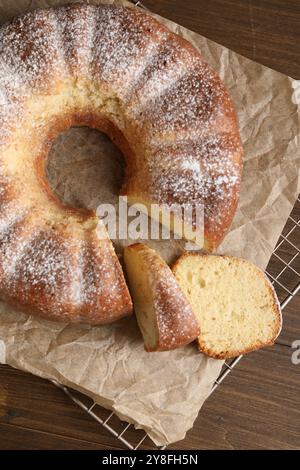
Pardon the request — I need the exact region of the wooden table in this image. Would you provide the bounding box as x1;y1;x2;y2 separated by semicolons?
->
0;0;300;450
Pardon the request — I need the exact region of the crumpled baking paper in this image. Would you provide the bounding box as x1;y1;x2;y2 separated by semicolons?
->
0;0;299;446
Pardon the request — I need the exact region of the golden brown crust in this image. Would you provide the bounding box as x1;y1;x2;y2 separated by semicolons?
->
0;3;242;323
0;220;132;324
125;243;200;351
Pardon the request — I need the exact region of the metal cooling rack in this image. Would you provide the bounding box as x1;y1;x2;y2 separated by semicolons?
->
53;1;300;450
53;197;300;449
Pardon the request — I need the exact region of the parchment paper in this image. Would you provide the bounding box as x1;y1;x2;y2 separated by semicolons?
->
0;0;299;446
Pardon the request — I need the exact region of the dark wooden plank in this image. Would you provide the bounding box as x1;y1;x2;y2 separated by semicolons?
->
0;423;115;450
1;342;300;450
0;364;110;446
278;297;300;346
145;0;300;78
0;364;147;450
168;344;300;449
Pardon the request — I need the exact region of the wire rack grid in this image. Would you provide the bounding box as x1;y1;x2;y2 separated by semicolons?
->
53;196;300;450
53;1;300;450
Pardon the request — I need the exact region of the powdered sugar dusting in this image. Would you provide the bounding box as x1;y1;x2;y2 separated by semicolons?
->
180;158;202;174
148;133;241;229
0;8;66;144
0;9;65;91
139;63;225;136
55;3;97;75
78;234;131;322
0;3;242;322
128;36;198;110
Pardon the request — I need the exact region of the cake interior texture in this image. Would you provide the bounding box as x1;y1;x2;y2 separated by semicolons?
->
173;255;282;359
124;246;159;350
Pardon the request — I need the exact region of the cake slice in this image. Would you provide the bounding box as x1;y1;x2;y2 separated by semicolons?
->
124;243;200;351
172;253;282;359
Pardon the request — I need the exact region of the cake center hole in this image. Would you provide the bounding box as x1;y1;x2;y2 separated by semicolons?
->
46;126;125;210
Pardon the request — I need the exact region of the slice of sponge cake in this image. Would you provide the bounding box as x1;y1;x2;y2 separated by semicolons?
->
124;243;200;351
172;253;282;359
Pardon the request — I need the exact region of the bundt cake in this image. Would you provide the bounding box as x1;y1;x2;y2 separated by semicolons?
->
0;3;242;323
172;254;282;359
124;243;200;351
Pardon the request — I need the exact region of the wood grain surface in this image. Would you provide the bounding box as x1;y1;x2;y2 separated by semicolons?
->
0;0;299;450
